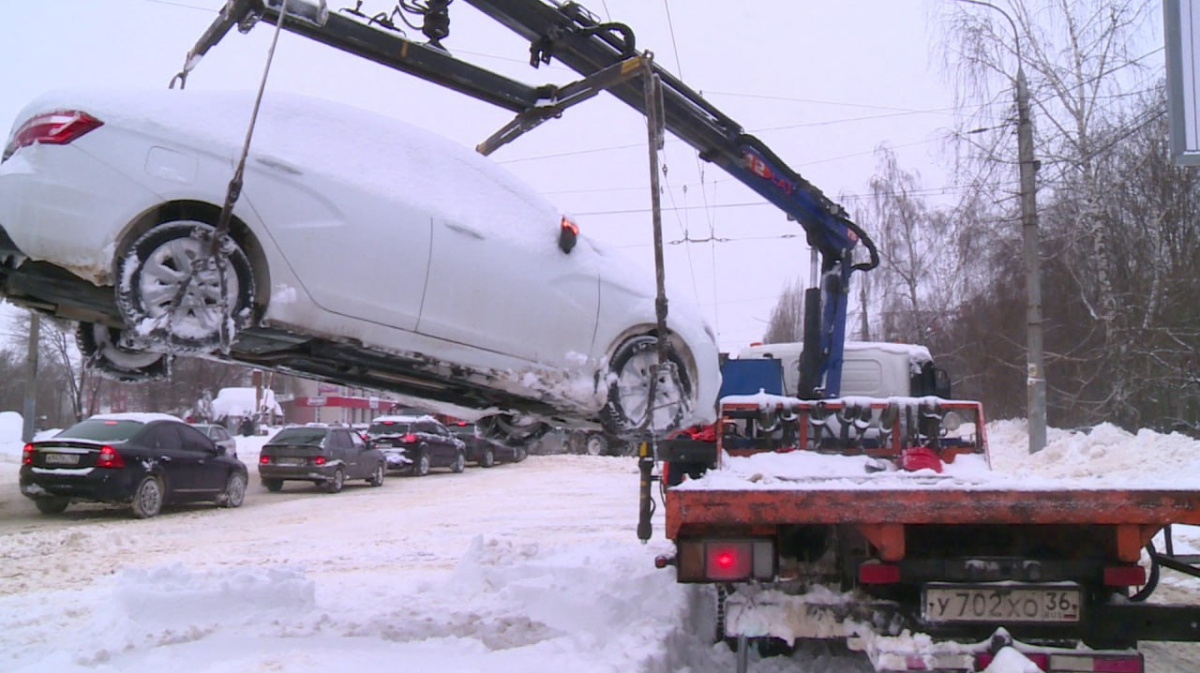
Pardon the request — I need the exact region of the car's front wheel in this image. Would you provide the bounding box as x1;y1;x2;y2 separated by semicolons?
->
218;471;247;508
76;322;168;383
450;450;466;473
116;221;256;351
34;497;70;515
131;475;164;518
479;447;495;468
601;334;692;436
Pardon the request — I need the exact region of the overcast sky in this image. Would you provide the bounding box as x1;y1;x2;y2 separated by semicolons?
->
0;0;1139;354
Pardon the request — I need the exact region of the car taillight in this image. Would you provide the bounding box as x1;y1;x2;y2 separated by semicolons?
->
4;110;103;159
403;434;417;443
260;455;270;465
22;444;33;465
676;538;775;582
313;456;326;465
95;445;125;468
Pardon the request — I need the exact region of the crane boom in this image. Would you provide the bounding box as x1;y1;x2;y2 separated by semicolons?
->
180;0;879;397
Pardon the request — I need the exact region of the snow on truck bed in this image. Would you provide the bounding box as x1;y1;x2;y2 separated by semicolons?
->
677;418;1200;492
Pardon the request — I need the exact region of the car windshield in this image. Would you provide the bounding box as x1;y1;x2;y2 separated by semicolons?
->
269;428;328;445
368;421;410;435
57;419;145;442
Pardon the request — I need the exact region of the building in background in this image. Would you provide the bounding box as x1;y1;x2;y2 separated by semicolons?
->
282;379;405;425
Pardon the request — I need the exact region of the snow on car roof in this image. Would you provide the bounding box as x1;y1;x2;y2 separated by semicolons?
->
370;415;438;424
89;412;182;424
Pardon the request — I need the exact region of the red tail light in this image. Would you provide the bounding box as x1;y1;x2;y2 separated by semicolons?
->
22;444;33;465
1104;565;1147;587
260;455;270;465
676;538;775;582
95;445;125;469
314;456;327;465
403;434;417;443
5;110;103;158
858;562;902;585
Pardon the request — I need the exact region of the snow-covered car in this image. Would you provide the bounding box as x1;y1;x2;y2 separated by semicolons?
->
19;412;248;518
258;424;385;493
365;415;466;475
0;89;719;444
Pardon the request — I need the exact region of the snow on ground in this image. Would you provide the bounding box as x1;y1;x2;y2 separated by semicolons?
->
2;416;1200;672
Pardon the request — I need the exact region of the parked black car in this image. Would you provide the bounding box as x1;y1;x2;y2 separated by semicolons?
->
258;424;385;493
445;420;526;466
365;415;466;476
19;413;248;518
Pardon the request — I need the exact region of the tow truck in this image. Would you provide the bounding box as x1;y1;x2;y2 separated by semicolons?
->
179;2;1200;671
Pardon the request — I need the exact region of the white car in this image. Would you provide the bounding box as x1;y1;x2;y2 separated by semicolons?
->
0;89;719;443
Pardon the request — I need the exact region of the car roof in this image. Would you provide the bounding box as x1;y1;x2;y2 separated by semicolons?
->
370;415;437;424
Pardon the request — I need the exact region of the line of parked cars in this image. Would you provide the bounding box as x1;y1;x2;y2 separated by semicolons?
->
19;411;528;517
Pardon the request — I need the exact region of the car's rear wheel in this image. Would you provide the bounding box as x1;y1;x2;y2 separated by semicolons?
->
116;221;256;351
585;433;608;456
368;463;385;487
325;468;345;493
514;446;527;463
413;449;431;477
34;497;70;514
218;471;246;508
131;476;164;518
601;334;692;436
450;450;466;473
263;478;284;492
76;322;168;382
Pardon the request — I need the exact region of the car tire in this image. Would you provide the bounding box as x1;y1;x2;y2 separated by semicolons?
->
413;449;431;477
480;447;495;468
263;478;284;492
515;446;527;463
368;462;385;487
601;334;692;436
325;468;345;494
34;497;70;515
116;220;256;351
585;433;608;456
450;450;466;473
76;322;168;383
218;471;247;508
131;475;164;519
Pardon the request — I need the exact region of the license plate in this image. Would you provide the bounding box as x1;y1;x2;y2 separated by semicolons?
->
277;458;305;466
44;453;80;465
923;584;1080;624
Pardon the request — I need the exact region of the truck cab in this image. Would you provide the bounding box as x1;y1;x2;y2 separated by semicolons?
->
735;340;951;399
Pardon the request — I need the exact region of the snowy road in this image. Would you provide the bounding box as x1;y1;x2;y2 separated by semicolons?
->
3;436;1200;672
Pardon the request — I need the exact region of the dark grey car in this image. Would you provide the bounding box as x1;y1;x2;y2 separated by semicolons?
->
258;425;386;493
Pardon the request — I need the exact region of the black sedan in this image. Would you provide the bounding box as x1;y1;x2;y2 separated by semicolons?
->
258;424;386;493
446;420;526;466
19;413;249;518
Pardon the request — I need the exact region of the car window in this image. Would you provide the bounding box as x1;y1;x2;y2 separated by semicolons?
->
350;432;366;450
333;430;353;450
143;424;183;451
215;427;231;441
367;421;409;435
178;424;216;453
270;428;329;445
58;419;146;442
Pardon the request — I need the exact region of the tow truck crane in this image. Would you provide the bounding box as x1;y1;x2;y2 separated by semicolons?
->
179;0;879;404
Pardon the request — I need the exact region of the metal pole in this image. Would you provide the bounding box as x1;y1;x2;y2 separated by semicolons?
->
22;313;39;442
955;0;1046;453
1016;65;1047;453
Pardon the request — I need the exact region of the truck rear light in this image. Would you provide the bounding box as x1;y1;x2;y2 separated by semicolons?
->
858;562;901;585
1049;652;1142;672
95;445;125;469
22;444;33;465
1103;565;1146;587
4;110;103;159
676;538;774;582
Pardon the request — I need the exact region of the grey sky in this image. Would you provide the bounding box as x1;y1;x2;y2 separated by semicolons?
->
0;0;1008;351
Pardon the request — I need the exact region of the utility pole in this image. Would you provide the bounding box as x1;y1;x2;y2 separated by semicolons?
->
957;0;1046;453
23;312;40;442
